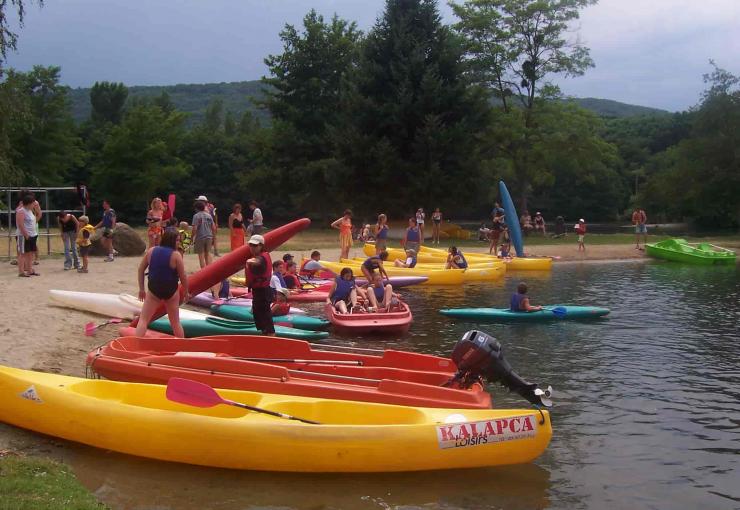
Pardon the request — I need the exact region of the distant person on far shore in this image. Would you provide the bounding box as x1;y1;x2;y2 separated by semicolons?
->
331;209;353;260
491;202;505;222
94;199;116;262
431;207;442;244
248;201;263;235
490;210;505;255
191;200;215;268
575;219;586;252
57;210;79;270
229;203;246;251
415;208;425;245
520;210;534;236
632;207;647;250
374;213;389;255
534;212;546;236
146;197;165;249
76;215;94;273
16;194;40;277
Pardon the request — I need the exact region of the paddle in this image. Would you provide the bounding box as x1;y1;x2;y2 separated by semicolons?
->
166;377;321;424
542;306;567;318
84;318;124;336
233;357;363;366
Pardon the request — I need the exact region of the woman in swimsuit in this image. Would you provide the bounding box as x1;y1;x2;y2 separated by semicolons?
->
431;208;442;245
135;229;189;338
415;208;425;245
374;213;389;255
228;203;247;251
331;209;353;260
145;197;165;248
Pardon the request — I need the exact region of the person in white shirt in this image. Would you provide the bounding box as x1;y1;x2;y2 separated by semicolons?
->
249;201;263;234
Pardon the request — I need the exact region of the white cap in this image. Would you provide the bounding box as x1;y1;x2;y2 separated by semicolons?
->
579;218;585;222
196;195;208;201
248;234;265;245
276;287;289;297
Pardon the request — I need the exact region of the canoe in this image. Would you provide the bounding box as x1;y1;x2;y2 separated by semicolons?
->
499;181;524;256
148;315;330;340
439;306;610;322
349;256;502;270
325;302;413;335
48;290;142;319
211;304;330;331
340;258;503;282
230;287;330;303
645;239;737;265
418;246;553;271
188;292;307;315
317;260;465;285
86;336;490;409
0;365;551;472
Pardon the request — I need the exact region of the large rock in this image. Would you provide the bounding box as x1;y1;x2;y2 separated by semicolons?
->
90;222;146;256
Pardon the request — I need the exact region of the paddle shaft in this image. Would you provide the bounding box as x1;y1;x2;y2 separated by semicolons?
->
223;399;320;424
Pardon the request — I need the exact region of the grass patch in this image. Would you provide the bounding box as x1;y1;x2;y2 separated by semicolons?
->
0;455;105;510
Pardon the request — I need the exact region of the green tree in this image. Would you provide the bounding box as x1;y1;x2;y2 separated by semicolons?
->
334;0;492;215
0;0;43;67
452;0;596;208
203;98;224;132
91;103;189;219
90;81;128;125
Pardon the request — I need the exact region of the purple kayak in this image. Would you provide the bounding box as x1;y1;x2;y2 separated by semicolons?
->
304;276;428;288
188;292;307;315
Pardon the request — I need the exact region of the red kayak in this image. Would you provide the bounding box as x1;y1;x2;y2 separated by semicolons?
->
230;286;330;303
86;336;490;409
325;302;413;335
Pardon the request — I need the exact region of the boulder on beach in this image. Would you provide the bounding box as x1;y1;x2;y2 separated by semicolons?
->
90;222;146;256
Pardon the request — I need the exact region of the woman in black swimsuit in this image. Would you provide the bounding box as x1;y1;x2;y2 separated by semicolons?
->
431;207;442;245
229;203;247;251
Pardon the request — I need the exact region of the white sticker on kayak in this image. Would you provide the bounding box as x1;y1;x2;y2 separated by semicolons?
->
436;415;536;449
19;385;43;404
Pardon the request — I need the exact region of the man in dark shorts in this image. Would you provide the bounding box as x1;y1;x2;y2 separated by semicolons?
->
95;199;116;262
246;234;274;335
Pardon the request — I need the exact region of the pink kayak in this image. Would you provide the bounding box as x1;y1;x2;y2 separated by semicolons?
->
230;287;330;303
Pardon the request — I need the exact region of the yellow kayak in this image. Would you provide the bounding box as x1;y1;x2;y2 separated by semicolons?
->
351;255;502;270
0;366;551;472
341;258;504;282
319;260;465;285
418;245;553;271
362;245;506;269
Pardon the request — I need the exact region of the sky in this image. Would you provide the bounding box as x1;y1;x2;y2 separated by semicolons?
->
4;0;740;112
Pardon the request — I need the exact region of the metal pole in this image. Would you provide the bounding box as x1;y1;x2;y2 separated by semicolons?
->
6;189;10;260
44;190;50;255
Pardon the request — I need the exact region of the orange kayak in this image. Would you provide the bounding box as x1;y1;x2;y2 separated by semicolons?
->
325;302;413;335
86;336;491;409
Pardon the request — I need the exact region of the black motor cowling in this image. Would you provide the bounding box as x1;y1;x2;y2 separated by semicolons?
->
447;330;553;407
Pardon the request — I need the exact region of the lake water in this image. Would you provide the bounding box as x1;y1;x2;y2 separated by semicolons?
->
62;261;739;509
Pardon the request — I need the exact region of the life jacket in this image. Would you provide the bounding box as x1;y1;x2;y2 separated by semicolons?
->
333;276;355;301
271;302;291;317
284;273;300;289
178;229;192;251
246;252;272;289
510;293;526;312
373;284;385;300
455;252;468;269
149;247;179;285
77;224;95;246
406;227;420;242
362;256;382;271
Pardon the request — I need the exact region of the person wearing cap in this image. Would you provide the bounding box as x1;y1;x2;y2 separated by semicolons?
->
575;219;587;252
394;248;417;268
534;212;546;236
191;201;215;268
246;234;274;335
271;288;291;317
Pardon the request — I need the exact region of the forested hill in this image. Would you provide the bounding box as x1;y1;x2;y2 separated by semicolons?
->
67;80;667;124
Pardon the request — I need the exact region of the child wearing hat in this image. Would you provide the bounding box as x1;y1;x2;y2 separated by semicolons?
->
575;219;586;252
76;216;95;273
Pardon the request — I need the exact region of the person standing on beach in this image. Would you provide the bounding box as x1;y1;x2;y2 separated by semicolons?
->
632;207;648;250
229;203;246;251
489;210;505;255
76;215;94;273
16;194;40;277
331;209;353;260
249;201;263;235
415;208;425;245
431;208;442;245
95;200;116;262
246;234;275;336
206;198;220;257
57;211;79;270
191;200;215;268
374;213;389;255
575;219;587;252
135;229;189;338
402;217;421;253
145;197;165;249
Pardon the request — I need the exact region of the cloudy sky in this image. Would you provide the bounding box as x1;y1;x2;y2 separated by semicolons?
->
5;0;739;111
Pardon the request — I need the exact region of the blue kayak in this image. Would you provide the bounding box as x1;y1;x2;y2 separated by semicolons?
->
499;180;524;257
211;304;330;331
439;306;610;322
148;316;330;340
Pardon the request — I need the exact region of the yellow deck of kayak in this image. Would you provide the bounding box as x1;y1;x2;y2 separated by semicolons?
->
319;260;466;285
417;246;553;271
0;366;551;472
340;258;504;282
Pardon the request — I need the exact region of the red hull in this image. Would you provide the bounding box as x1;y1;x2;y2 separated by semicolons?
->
86;336;490;409
230;287;330;303
325;302;413;335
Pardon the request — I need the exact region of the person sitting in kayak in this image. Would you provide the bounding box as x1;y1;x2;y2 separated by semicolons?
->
446;246;468;269
368;272;396;311
499;226;512;259
300;250;322;278
327;267;360;314
361;251;390;282
283;261;301;291
510;282;543;312
271;288;291;316
135;229;189;338
394;248;417;268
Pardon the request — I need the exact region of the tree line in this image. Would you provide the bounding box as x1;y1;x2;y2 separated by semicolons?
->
0;0;738;228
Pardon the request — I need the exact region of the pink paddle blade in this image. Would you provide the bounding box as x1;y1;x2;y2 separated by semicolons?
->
166;377;225;408
84;322;96;336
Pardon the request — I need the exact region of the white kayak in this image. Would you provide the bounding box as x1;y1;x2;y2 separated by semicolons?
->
49;290;210;321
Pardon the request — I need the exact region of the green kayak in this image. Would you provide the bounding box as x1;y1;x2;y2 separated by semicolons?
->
211;304;330;331
645;239;737;265
149;316;330;340
439;306;610;322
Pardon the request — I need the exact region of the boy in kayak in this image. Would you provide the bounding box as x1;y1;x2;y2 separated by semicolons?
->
510;283;543;312
327;267;360;314
300;250;323;278
393;248;417;268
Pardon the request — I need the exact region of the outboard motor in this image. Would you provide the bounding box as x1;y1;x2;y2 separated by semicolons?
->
446;330;553;407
